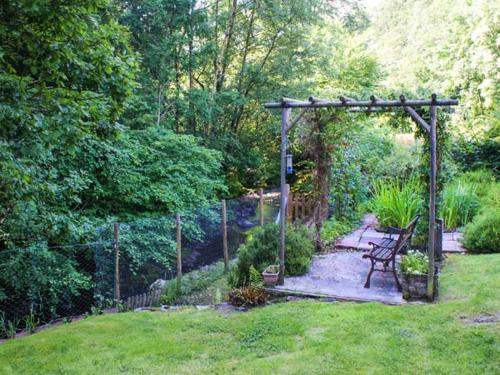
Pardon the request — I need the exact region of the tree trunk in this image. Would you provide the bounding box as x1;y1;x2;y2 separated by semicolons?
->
215;0;237;92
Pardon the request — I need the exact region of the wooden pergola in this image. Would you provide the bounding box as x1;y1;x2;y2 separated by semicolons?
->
264;94;459;300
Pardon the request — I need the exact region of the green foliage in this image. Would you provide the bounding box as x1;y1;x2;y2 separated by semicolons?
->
451;136;500;174
228;286;267;308
369;175;423;228
233;224;314;287
162;261;227;304
463;208;500;254
248;266;263;288
24;308;39;335
373;142;421;181
440;181;478;230
400;250;428;275
458;169;498;203
0;244;92;323
321;218;354;245
5;319;19;339
363;0;499;136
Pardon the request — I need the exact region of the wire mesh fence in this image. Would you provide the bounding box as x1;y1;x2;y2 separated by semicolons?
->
0;191;279;338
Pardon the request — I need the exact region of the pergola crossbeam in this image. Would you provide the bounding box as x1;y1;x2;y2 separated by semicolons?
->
404;106;430;134
286;107;309;133
265;97;458;109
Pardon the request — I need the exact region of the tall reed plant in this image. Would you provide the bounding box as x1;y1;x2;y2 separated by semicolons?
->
439;181;478;230
369;175;423;228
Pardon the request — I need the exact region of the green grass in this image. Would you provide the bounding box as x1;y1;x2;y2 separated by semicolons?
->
1;254;499;374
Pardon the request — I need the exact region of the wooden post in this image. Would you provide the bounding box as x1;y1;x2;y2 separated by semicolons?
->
176;213;182;290
287;191;294;223
113;223;120;304
279;107;291;285
435;218;443;262
221;199;229;271
427;103;437;300
259;188;264;226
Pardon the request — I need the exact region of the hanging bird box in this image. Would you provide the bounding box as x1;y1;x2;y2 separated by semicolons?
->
286;154;293;175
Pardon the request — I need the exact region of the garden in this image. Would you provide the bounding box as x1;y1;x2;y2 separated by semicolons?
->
0;0;498;373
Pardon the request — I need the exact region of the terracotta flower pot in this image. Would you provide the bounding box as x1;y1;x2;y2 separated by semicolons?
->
262;265;279;286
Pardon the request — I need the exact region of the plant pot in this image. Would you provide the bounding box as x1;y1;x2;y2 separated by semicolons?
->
262;265;279;286
402;272;439;301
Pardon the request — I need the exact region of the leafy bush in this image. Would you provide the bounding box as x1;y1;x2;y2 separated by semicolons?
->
329;145;369;223
369;175;423;228
463;208;500;253
232;224;314;287
439;181;478;230
0;244;92;326
373;142;421;181
228;286;267;307
456;169;497;202
400;250;428;275
248;266;263;288
321;218;355;244
162;261;227;304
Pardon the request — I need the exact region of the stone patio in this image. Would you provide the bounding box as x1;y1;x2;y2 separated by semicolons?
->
335;214;466;253
271;251;404;304
269;214;465;305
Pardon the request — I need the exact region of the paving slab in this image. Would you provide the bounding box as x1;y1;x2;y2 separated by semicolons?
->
362;230;387;238
443;240;466;253
274;252;404;304
335;214;466;254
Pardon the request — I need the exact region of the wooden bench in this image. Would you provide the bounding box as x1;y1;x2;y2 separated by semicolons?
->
362;215;420;291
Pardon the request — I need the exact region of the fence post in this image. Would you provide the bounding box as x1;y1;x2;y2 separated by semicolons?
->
176;213;182;291
113;222;120;305
259;188;264;226
288;191;294;223
435;218;444;262
222;199;229;271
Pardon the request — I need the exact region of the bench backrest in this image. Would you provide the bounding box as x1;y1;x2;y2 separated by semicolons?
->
393;215;420;253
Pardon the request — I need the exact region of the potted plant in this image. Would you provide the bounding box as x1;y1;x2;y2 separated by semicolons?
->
400;250;438;300
262;265;279;286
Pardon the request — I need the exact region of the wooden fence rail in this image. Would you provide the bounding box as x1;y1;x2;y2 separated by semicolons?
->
287;192;315;223
123;289;163;311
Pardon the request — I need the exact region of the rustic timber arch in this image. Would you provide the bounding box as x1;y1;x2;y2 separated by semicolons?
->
264;94;459;300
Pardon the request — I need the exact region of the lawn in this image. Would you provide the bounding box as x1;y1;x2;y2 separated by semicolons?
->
1;254;499;374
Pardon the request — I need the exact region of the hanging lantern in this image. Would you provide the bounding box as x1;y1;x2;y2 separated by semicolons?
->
286;154;293;175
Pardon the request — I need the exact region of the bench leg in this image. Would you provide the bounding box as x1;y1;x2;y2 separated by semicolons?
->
392;257;402;292
364;259;375;289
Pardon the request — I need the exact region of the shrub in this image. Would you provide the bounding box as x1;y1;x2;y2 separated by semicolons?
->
369;175;423;228
463;208;500;253
162;261;227;304
228;286;267;307
248;266;263;288
457;169;497;203
232;224;314;287
439;181;478;230
373;143;421;181
400;250;428;275
321;218;354;244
